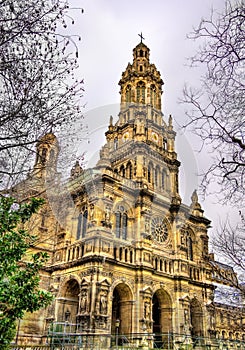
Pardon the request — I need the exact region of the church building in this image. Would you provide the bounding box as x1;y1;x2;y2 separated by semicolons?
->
16;40;245;349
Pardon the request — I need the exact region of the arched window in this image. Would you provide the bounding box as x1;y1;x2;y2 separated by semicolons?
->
126;162;133;179
148;163;153;184
76;214;82;239
76;208;88;239
125;85;132;103
115;212;121;238
82;210;88;237
49;149;55;163
130;251;133;263
187;236;193;261
136;81;145;104
150;85;157;107
41;148;47;164
122;213;127;239
148;167;151;183
115;205;128;240
161;170;166;189
114;138;118;150
175;173;179;193
120;165;125;177
155;166;160;187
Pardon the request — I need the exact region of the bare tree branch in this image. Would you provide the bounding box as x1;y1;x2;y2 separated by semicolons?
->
182;0;245;206
0;0;84;190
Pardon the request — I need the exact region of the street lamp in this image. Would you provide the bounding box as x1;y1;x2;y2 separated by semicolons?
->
65;310;71;322
115;319;120;349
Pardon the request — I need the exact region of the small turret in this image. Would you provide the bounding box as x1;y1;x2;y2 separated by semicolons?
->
70;161;83;179
32;133;59;178
190;190;203;217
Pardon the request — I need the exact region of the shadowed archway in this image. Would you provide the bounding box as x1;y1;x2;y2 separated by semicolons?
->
57;279;80;323
190;298;204;340
111;283;133;339
152;289;173;348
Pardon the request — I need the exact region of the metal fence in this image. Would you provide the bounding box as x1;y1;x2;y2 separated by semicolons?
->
10;332;245;350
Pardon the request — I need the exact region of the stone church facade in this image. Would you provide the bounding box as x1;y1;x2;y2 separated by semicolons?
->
16;42;245;348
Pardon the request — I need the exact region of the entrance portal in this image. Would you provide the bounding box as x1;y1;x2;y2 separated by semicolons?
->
57;279;79;323
111;283;133;342
152;289;172;349
190;298;203;341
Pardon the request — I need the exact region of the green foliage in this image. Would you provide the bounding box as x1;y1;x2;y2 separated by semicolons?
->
0;196;53;348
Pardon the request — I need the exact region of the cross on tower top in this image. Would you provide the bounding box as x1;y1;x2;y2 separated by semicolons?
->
138;32;145;43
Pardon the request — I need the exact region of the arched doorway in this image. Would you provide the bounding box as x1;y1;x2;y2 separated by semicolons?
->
152;289;172;349
111;283;133;342
190;298;204;342
57;279;80;323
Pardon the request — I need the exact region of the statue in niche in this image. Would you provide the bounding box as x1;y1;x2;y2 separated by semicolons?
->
95;300;100;314
180;230;187;245
102;205;112;228
89;204;94;221
100;291;108;314
105;206;111;221
209;311;215;329
135;118;144;134
70;160;83;178
184;309;189;324
144;219;152;240
144;301;151;319
145;220;150;234
80;290;87;313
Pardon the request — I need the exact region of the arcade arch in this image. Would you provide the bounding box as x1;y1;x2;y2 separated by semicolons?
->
111;283;133;337
190;298;204;339
56;279;80;323
152;289;173;348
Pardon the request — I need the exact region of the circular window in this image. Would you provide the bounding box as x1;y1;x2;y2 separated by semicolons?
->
151;217;168;243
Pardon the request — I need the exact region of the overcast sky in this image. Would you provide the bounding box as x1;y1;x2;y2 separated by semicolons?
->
67;0;238;238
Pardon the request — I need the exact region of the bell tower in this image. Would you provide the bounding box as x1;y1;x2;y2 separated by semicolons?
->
119;41;163;111
32;132;59;179
99;40;181;202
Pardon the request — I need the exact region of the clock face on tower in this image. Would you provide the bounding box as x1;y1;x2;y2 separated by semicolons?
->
122;131;129;142
151;217;168;243
151;131;159;143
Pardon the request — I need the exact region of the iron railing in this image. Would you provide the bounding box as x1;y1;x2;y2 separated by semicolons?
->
11;331;245;350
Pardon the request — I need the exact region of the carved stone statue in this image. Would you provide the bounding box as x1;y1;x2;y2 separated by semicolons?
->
70;160;83;178
100;291;107;314
89;204;94;221
191;189;201;210
105;206;111;221
144;301;151;319
95;300;100;314
80;290;87;313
